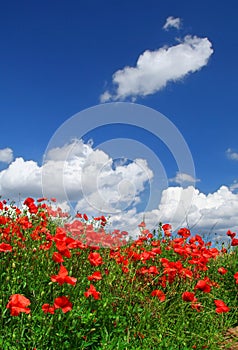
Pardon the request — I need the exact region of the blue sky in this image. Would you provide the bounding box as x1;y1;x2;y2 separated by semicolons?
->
0;0;238;240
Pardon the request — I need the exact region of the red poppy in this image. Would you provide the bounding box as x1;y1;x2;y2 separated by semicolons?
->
231;238;238;246
39;241;52;251
52;252;64;263
54;296;72;313
23;197;35;206
151;289;166;301
214;299;230;313
42;303;55;314
194;279;211;293
177;227;191;239
162;224;172;237
6;294;31;316
0;243;13;252
87;271;102;281
234;272;238;284
218;267;228;275
83;213;88;221
55;241;71;258
226;230;236;239
88;252;103;266
37;197;48;202
84;284;101;300
138;221;146;228
51;265;77;286
182;291;197;302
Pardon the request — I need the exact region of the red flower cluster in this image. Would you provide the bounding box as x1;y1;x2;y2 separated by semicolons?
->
214;300;230;313
42;296;72;314
1;197;237;321
227;230;238;246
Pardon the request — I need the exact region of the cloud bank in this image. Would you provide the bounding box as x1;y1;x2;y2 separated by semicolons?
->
100;35;213;102
0;140;238;242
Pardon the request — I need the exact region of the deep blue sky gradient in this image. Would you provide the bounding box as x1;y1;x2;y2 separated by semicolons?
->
0;0;238;194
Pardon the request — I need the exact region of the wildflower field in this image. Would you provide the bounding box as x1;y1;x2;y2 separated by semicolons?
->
0;197;237;349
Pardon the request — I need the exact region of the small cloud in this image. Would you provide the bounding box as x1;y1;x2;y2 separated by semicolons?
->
100;35;213;101
169;172;200;186
163;16;181;31
100;90;112;103
230;180;238;192
226;148;238;161
0;148;14;164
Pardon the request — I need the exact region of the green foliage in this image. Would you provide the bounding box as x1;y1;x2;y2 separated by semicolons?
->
0;198;237;349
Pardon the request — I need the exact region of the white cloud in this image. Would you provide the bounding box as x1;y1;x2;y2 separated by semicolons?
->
0;157;42;198
0;140;153;213
169;172;200;185
105;185;238;242
100;91;112;103
0;140;237;243
100;35;213;102
226;148;238;160
163;16;181;30
0;148;13;164
230;180;238;192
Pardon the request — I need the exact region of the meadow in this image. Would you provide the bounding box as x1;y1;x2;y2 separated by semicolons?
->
0;197;237;349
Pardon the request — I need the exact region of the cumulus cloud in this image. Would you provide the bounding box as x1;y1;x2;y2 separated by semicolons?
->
0;139;153;213
105;185;238;242
163;16;181;30
226;148;238;160
169;172;200;185
0;148;13;164
0;140;237;243
100;35;213;102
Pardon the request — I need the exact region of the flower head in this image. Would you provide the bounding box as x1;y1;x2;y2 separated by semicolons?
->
6;294;31;316
214;299;230;313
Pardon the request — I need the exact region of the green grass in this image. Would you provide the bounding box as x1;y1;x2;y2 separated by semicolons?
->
0;198;237;349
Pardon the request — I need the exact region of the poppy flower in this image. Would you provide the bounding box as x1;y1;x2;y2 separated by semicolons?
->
83;213;88;221
42;303;55;314
177;227;191;238
23;197;35;206
0;243;13;252
151;289;166;301
218;267;228;275
214;299;230;313
6;294;31;316
88;252;103;266
226;230;236;239
51;265;77;286
87;271;102;281
54;296;72;313
231;238;238;246
37;197;48;202
182;291;197;302
138;221;146;228
52;252;64;263
84;284;101;300
162;224;172;237
194;279;211;293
